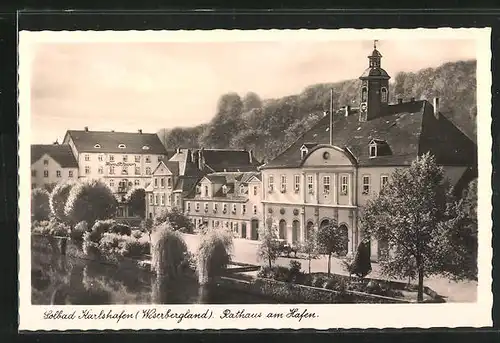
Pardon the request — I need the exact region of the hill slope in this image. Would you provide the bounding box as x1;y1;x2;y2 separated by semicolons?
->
157;60;477;163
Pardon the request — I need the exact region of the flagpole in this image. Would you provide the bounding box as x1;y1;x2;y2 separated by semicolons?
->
329;88;334;145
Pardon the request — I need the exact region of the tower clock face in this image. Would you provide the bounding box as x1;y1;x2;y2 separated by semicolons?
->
360;102;367;112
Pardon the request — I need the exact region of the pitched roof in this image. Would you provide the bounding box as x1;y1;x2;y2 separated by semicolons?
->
31;144;78;168
200;149;261;172
262;100;476;169
152;160;180;176
64;130;167;154
173;176;201;195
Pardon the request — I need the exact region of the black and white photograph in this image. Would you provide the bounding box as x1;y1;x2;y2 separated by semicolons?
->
18;28;492;330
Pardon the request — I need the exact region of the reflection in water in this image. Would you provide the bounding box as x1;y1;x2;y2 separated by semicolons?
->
32;248;276;305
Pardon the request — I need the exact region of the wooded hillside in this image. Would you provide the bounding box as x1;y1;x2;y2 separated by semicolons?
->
157;60;477;163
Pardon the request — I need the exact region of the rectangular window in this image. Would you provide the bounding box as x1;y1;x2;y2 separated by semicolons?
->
146;167;151;175
31;170;36;177
110;179;115;187
381;175;389;189
85;166;90;174
369;145;377;158
160;178;165;188
134;179;140;186
253;186;258;196
109;166;115;175
121;167;128;175
135;167;140;175
109;155;115;162
56;170;61;178
204;185;209;197
253;205;257;215
268;175;274;192
213;203;218;212
68;170;73;177
223;203;228;213
145;156;151;163
232;203;237;213
98;155;103;162
149;194;153;204
323;176;330;194
167;178;172;188
242;204;246;214
123;155;128;162
307;175;314;194
341;175;349;195
280;175;287;193
135;156;141;162
294;175;300;193
157;155;162;162
195;202;200;211
31;183;36;189
43;159;49;165
187;202;191;211
85;154;90;161
167;195;171;205
362;175;371;195
44;170;49;178
98;166;103;174
204;203;208;212
154;178;158;187
161;194;165;206
155;195;159;205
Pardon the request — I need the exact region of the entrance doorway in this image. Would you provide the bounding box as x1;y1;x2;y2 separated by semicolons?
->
241;222;247;239
251;219;259;240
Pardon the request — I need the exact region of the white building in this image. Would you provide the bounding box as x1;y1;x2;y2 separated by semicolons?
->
31;143;78;189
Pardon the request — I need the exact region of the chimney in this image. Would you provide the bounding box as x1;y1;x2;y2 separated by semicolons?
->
248;150;253;163
397;98;403;104
345;105;351;117
433;97;440;119
138;129;142;134
410;97;415;102
197;149;204;170
84;126;89;132
176;147;181;154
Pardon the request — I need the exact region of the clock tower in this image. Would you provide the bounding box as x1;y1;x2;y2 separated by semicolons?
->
358;40;391;122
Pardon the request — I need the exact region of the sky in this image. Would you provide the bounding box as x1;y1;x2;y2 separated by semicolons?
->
28;38;477;144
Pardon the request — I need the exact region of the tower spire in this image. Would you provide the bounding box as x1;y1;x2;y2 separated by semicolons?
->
374;39;378;49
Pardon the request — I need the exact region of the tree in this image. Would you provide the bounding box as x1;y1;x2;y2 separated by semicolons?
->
300;227;319;274
43;182;58;194
197;228;233;284
125;187;146;218
31;188;50;222
361;153;465;302
150;223;188;278
257;217;279;269
153;208;194;233
316;219;348;276
50;181;75;223
346;240;372;278
242;92;262;112
64;180;118;228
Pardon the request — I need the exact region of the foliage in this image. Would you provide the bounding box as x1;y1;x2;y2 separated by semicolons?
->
197;228;233;284
150;223;188;278
88;219;116;243
50;181;75;224
64;179;118;228
323;275;348;293
257;220;280;269
124;188;146;218
361;153;466;301
153;208;194;233
300;227;320;274
32;219;69;237
156;60;476;162
71;221;88;243
31;188;50;222
316;219;348;276
344;241;372;278
140;218;154;234
42;182;58;194
109;223;132;236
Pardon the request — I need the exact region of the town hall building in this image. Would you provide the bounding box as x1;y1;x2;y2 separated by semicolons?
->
259;43;477;261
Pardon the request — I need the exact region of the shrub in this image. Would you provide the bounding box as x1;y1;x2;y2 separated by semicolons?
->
120;236;150;258
88;219;116;243
71;221;88;243
49;181;75;223
109;223;132;236
257;265;272;279
131;229;143;239
124;188;146;219
288;260;304;283
140;218;154;234
154;208;194;233
347;240;372;278
47;219;70;237
323;275;348;292
31;188;50;222
197;228;233;284
150;223;188;278
31;220;51;235
311;275;327;288
64;179;118;227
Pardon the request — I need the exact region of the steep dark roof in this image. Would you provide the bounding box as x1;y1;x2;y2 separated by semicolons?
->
200;149;261;172
152;160;180;175
262;100;476;169
64;130;167;154
31;144;78;168
173;176;200;195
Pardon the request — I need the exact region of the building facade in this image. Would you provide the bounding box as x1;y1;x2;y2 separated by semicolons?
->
184;171;263;239
260;43;477;261
145;160;180;219
63;127;168;196
31;144;78;190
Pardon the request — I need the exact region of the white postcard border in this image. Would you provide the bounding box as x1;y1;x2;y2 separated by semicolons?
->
18;28;493;330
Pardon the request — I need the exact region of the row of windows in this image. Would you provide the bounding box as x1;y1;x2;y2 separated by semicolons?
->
187;202;258;215
360;86;388;103
267;174;389;196
153;177;172;189
84;154;162;163
32;170;74;178
192;218;242;233
198;184;259;197
149;193;172;206
84;166;152;175
109;179;141;187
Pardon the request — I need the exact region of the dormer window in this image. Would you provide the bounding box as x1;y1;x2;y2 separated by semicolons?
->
222;185;228;195
118;144;126;149
94;144;101;149
300;147;308;159
369;139;391;158
369;144;377;158
142;145;150;150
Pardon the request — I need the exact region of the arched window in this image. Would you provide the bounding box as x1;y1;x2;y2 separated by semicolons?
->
306;221;314;241
292;220;300;243
361;87;368;102
279;219;287;240
338;224;349;257
381;87;388;102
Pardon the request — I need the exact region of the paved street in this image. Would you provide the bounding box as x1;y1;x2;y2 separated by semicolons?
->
182;233;477;303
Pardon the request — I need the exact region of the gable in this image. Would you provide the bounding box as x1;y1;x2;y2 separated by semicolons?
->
302;146;355;167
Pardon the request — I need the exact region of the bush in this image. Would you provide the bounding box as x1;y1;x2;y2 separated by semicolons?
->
288;260;304;283
47;220;70;237
64;179;118;227
88;219;116;243
71;221;88;243
120;235;150;258
150;223;188;278
31;188;50;222
131;229;143;239
31;220;51;235
140;218;153;234
197;228;233;284
109;223;132;236
347;240;372;278
311;275;327;288
49;181;75;223
154;208;194;233
323;275;348;293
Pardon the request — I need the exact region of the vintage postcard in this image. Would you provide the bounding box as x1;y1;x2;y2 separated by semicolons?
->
18;28;492;330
